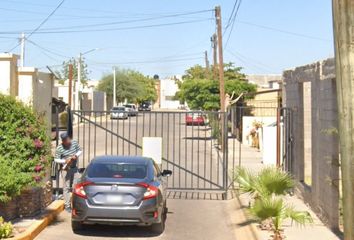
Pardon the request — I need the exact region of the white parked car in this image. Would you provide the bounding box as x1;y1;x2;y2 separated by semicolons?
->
110;107;128;119
123;104;138;116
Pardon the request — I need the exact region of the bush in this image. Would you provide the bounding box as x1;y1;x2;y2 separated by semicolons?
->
0;94;51;203
0;217;13;239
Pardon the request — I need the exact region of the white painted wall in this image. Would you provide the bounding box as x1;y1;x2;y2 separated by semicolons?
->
0;54;19;95
160;78;180;109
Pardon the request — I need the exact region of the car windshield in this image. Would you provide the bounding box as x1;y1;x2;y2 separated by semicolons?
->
87;163;147;179
112;107;125;111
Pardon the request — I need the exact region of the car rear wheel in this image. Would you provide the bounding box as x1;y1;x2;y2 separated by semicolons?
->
151;216;165;234
71;221;85;233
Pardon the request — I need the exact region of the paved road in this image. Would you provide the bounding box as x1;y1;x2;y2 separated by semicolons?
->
43;111;237;240
37;199;237;240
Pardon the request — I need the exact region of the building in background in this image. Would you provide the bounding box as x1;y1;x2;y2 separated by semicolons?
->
247;74;282;89
0;53;54;135
159;76;182;110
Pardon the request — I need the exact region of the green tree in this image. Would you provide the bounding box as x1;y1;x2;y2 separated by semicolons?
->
176;63;256;110
96;68;157;103
55;57;90;85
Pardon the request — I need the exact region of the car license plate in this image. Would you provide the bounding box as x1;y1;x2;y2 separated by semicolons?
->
107;195;122;203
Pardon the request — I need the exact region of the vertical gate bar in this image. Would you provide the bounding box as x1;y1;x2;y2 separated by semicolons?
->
128;114;131;155
197;117;200;189
178;113;181;188
223;112;229;198
172;113;175;188
142;112;145;138
238;108;242;166
117;114;120;155
155;112;157;137
88;113;91;164
204;114;207;189
184;112;187;189
191;113;194;188
105;113;108;155
149;112;152;136
210;113;213;189
122;116;125;155
217;115;220;187
166;113;170;187
232;127;236;188
135;111;138;155
161;112;164;170
94;112;97;158
82;112;86;168
111;113;113;155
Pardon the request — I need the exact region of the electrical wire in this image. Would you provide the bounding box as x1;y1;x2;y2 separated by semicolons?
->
7;0;66;52
27;40;71;58
4;9;213;32
1;18;212;35
224;0;242;49
86;56;203;66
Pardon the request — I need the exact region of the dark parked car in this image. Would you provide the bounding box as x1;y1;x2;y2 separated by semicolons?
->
138;102;152;111
71;156;172;234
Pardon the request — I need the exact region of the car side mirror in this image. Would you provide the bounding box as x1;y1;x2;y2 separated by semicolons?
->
78;168;86;174
161;170;172;177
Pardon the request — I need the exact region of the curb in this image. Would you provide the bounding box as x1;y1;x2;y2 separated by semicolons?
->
11;200;64;240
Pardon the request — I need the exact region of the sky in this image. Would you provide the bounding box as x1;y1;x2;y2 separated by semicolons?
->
0;0;334;80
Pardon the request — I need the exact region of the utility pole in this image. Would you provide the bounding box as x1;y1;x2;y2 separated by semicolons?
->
332;1;354;238
113;67;117;107
215;6;225;112
76;53;82;111
204;50;210;79
211;33;218;79
20;33;25;67
68;64;73;107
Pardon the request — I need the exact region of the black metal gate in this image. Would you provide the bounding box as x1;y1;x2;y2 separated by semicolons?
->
71;110;229;196
228;106;294;173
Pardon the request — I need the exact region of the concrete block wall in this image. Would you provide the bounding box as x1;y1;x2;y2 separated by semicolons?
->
283;58;340;230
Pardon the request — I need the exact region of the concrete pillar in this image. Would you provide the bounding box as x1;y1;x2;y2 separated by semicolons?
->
0;53;19;96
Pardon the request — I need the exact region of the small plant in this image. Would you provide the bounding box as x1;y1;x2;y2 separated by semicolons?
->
250;197;313;240
234;167;312;240
0;217;13;239
234;167;294;198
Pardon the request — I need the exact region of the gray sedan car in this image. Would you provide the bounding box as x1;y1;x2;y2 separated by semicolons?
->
71;156;172;234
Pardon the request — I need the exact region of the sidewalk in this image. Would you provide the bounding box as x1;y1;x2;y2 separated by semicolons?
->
228;138;341;240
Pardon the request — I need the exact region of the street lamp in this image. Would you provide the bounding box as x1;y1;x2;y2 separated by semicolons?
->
75;48;99;111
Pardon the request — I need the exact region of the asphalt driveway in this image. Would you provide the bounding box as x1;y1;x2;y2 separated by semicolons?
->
36;198;238;240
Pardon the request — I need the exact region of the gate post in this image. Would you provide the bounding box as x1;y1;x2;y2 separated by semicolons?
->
222;111;229;200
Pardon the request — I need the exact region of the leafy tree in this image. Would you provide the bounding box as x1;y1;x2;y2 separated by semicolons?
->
55;57;90;85
176;63;256;110
96;68;157;103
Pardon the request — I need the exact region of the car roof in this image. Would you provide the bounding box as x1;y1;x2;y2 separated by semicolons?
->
91;155;152;165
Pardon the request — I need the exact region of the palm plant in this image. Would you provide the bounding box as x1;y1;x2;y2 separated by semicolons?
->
234;167;312;239
234;167;294;198
250;197;313;240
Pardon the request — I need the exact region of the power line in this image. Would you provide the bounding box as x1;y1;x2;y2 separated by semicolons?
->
7;0;66;52
236;20;330;42
27;40;70;58
224;0;242;49
0;18;212;35
4;9;213;32
86;56;203;66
